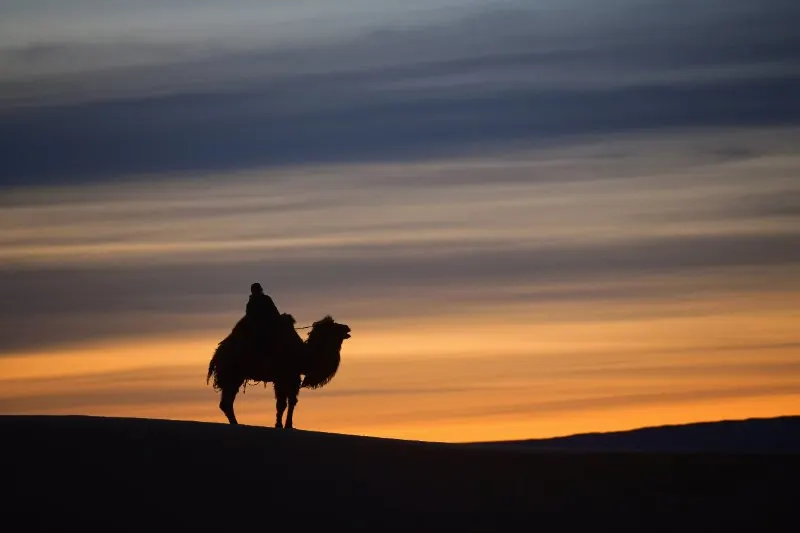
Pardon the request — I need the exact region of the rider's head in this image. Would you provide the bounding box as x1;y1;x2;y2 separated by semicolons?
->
250;282;264;295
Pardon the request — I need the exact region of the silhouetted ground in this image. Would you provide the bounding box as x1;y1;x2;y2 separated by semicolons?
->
3;415;799;532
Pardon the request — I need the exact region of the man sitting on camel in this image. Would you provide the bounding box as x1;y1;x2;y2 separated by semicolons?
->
233;282;302;361
246;282;281;331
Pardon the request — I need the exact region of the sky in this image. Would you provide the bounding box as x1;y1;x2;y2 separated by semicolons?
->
1;0;799;442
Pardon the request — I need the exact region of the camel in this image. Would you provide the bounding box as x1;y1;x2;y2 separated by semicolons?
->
206;313;351;428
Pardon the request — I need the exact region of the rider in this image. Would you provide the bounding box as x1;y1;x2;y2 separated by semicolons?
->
247;282;279;320
246;282;281;341
238;282;304;364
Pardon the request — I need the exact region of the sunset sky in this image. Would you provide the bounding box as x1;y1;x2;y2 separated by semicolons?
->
1;0;799;442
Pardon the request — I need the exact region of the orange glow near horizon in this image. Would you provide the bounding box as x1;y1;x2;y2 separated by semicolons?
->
2;289;799;442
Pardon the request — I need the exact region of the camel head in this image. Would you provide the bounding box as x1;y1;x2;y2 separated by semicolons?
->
308;315;351;342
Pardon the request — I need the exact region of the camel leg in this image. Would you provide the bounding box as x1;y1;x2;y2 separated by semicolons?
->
284;378;302;430
274;384;287;429
219;385;241;425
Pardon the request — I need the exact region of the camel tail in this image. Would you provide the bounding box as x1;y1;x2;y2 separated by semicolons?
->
206;357;216;386
206;340;227;391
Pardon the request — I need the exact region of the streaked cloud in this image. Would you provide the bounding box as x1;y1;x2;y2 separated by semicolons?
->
1;127;798;353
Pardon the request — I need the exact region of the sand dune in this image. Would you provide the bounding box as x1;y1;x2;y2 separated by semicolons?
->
4;415;799;532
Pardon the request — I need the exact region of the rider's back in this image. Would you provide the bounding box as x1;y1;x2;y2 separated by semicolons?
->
246;292;280;325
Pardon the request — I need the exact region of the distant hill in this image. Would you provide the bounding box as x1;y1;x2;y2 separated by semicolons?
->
2;415;798;532
468;416;800;453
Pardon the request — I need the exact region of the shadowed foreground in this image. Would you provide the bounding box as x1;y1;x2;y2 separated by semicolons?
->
3;415;799;532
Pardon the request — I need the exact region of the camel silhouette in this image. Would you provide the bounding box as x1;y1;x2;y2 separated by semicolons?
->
207;313;351;428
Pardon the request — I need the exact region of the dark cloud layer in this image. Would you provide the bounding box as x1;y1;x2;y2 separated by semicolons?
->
2;231;798;353
3;78;799;186
1;0;799;186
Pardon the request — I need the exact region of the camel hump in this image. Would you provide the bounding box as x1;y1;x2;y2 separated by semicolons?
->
312;315;335;328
